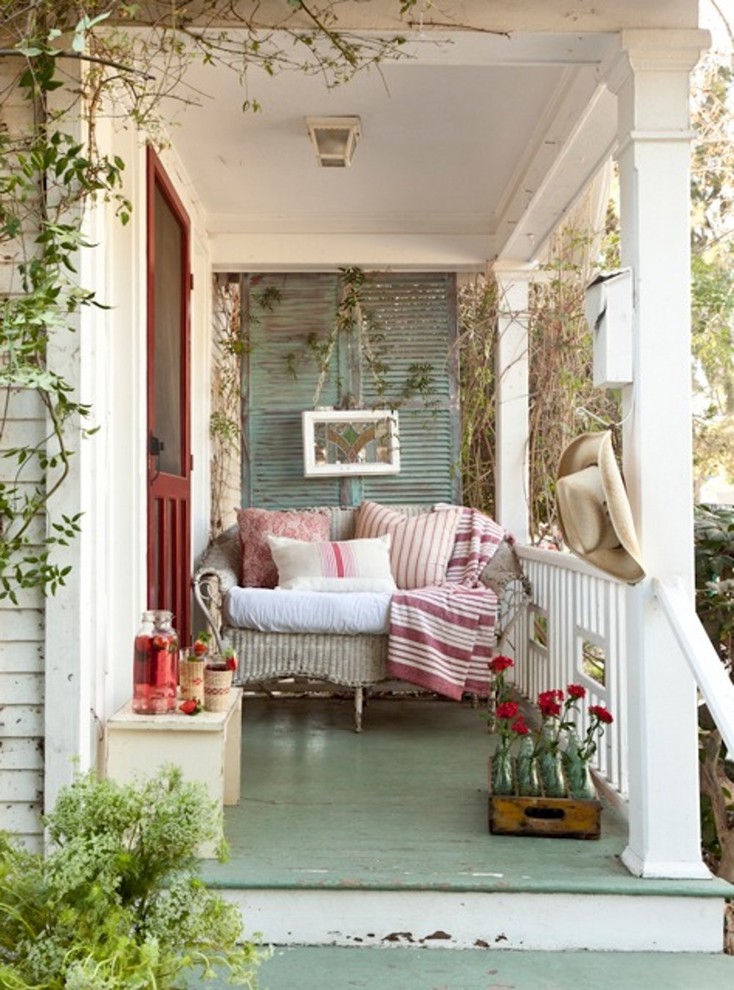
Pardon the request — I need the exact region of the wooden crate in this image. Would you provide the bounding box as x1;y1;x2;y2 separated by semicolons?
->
489;793;601;839
488;760;602;840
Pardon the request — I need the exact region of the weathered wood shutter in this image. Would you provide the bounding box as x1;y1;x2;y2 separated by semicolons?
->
242;272;460;509
359;273;459;505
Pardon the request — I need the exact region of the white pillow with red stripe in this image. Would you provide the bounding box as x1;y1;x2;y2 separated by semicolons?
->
267;534;396;592
354;501;462;590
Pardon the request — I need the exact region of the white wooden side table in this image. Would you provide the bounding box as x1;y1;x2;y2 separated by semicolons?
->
105;688;242;856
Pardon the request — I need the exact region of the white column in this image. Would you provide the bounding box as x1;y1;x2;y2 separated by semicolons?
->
607;29;710;878
43;80;112;810
493;263;533;544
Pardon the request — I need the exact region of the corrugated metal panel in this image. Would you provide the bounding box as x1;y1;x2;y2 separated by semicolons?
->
242;272;460;509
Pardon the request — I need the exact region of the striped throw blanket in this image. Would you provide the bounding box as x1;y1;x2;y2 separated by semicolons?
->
386;508;505;700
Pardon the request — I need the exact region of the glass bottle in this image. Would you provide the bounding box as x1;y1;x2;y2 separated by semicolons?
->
516;735;541;797
538;748;566;798
564;732;597;800
132;609;179;714
491;737;515;796
538;721;566;797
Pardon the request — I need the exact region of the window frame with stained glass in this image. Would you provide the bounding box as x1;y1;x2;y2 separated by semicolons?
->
301;409;400;477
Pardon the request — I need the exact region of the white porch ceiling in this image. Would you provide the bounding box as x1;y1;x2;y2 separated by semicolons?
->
161;30;620;269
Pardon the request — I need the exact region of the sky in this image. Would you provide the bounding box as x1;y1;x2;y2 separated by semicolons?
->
701;0;734;53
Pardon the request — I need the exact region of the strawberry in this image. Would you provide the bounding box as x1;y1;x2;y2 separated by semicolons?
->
152;634;168;650
179;699;200;715
192;630;212;656
223;648;238;671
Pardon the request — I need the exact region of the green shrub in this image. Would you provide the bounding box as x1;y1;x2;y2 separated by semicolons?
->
0;766;265;989
694;504;734;881
694;503;734;673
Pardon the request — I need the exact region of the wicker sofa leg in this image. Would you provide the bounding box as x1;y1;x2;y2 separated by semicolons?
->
354;686;364;733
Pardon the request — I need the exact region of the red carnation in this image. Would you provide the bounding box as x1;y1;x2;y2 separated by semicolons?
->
511;716;530;736
489;655;514;673
589;704;614;724
567;683;586;700
539;689;564;705
538;694;562;718
496;701;519;720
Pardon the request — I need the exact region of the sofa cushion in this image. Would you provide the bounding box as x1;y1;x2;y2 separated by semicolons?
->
236;508;331;588
354;501;462;589
224;587;392;634
267;534;396;592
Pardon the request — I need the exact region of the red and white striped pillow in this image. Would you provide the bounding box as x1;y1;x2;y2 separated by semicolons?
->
267;534;396;592
354;501;462;590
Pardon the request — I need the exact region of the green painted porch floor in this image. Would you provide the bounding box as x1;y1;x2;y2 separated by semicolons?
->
194;695;734;986
251;945;734;990
201;694;731;900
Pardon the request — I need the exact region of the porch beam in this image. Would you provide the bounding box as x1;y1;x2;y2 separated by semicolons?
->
494;65;618;263
605;28;711;879
492;263;533;544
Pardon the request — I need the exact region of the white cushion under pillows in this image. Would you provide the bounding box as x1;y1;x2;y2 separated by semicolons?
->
267;534;397;592
354;501;462;589
224;587;392;634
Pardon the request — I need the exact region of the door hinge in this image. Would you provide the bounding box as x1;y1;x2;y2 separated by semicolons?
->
190;453;194;471
190;272;194;291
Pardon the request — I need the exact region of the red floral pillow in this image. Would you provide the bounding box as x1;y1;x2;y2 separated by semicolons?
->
236;509;331;588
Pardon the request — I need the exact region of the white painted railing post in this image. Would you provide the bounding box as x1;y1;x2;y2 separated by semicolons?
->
492;263;533;545
605;29;711;878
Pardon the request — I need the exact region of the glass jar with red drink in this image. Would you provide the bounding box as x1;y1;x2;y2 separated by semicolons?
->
132;610;179;714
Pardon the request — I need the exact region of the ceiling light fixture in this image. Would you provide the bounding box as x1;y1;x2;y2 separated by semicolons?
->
305;116;362;168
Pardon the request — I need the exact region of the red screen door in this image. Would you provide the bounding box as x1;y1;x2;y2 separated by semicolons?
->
146;147;191;643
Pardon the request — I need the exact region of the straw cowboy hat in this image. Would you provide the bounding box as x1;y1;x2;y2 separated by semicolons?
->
556;431;645;583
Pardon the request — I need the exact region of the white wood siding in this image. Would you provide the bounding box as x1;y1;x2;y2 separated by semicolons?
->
0;58;45;850
0;391;46;852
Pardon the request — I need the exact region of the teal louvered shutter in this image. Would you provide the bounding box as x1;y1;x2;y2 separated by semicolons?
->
242;272;460;509
360;273;459;506
245;273;340;508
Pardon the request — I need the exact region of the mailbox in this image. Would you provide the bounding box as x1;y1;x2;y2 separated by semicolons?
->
585;268;633;389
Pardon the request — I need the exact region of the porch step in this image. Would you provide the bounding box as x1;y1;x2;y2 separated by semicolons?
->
222;882;728;952
210;946;734;990
206;696;733;953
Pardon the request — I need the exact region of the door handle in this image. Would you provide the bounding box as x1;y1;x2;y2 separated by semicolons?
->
149;434;165;483
149;434;165;457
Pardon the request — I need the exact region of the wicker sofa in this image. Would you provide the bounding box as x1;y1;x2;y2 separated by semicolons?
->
192;504;528;730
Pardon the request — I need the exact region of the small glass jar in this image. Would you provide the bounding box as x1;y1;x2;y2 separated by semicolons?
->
132;609;179;714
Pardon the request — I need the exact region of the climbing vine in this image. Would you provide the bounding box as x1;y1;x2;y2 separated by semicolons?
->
457;219;620;541
0;2;412;600
289;266;435;410
0;17;131;602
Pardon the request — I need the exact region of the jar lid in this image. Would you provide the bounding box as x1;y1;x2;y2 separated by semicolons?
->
142;609;174;624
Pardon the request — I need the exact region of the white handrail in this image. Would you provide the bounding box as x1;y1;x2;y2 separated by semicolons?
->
654;577;734;755
519;545;608;577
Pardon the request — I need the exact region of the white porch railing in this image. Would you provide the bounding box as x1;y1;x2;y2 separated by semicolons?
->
509;547;629;802
655;577;734;756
